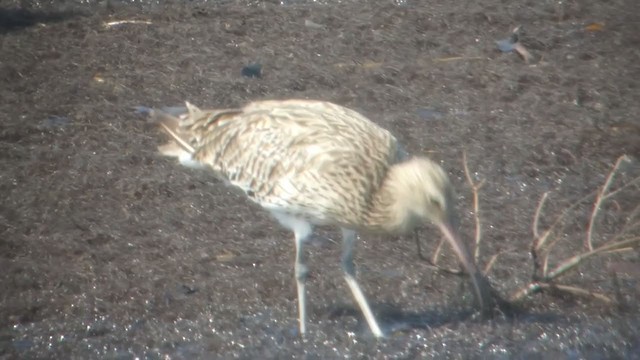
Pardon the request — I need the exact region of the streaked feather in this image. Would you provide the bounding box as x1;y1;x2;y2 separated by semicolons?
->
152;99;406;228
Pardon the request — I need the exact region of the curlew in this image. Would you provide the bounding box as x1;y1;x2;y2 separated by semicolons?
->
149;99;496;338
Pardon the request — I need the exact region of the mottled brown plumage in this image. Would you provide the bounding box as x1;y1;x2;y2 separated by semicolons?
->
151;99;494;338
157;100;402;227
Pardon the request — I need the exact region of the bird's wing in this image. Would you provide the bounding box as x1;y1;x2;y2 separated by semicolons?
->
154;100;402;226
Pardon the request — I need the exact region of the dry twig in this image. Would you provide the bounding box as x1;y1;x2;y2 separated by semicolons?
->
586;156;635;250
415;230;463;275
462;151;485;262
512;155;640;303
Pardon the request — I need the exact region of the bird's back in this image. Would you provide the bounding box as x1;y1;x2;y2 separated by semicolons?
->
155;100;403;227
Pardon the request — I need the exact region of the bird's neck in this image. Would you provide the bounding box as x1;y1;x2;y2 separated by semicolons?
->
363;163;418;234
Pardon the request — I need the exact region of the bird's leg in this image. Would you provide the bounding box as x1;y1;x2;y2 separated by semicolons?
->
274;212;314;337
293;225;312;336
340;228;385;338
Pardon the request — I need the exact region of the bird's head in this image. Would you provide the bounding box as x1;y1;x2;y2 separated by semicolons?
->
385;157;493;309
389;157;458;232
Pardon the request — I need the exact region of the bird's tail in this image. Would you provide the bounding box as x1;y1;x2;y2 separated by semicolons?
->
148;102;241;167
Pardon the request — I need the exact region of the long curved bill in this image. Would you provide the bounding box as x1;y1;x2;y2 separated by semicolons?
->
437;222;493;312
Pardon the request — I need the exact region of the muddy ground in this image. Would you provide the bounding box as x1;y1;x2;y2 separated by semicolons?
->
1;0;640;358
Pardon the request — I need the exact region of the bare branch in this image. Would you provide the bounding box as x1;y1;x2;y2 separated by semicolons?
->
601;176;640;201
541;234;566;277
416;231;463;274
544;237;640;281
532;191;550;242
531;192;549;279
515;155;639;305
421;262;464;275
431;237;445;266
510;281;614;303
602;247;635;255
545;284;613;303
542;248;550;278
483;252;501;275
586;155;632;250
462;151;484;262
535;190;596;252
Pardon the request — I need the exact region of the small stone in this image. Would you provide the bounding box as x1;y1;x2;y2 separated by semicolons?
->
241;63;262;78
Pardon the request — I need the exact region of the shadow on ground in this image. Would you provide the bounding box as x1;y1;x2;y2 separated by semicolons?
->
0;7;80;33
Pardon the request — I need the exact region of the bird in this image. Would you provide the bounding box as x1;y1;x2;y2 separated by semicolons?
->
149;99;497;338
